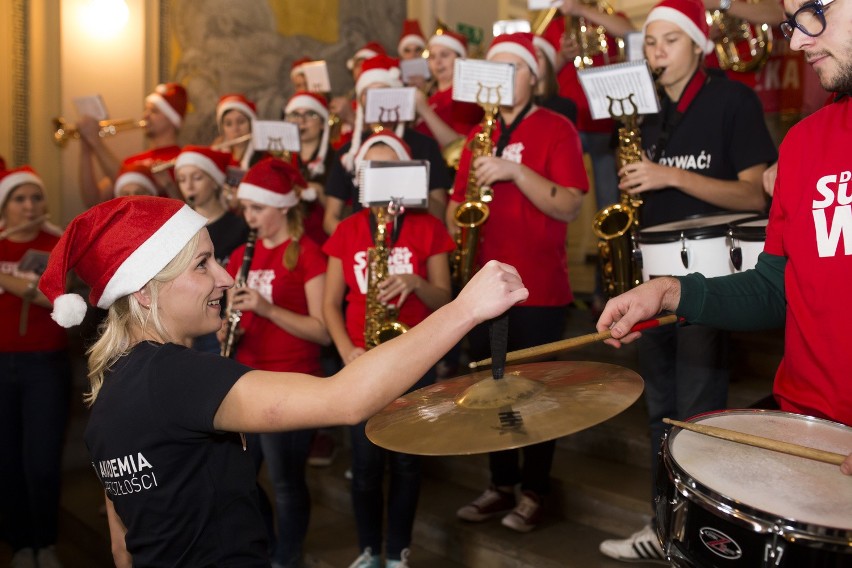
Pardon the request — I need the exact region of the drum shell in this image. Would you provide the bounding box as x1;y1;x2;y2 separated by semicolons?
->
728;215;768;272
637;212;758;279
655;409;852;568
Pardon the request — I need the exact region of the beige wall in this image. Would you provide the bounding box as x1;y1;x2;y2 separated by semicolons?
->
59;0;150;222
0;0;150;225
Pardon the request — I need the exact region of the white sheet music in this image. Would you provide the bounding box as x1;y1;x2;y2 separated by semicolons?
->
73;95;109;120
252;121;301;153
527;0;562;10
624;32;645;62
452;60;515;106
358;161;429;208
301;61;331;93
577;60;660;120
401;58;430;83
364;88;417;124
492;19;531;37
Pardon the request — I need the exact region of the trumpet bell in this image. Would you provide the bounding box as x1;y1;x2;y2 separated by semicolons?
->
51;116;147;148
441;137;466;171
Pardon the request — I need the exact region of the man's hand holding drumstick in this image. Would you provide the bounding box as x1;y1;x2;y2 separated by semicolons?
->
596;278;852;476
595;276;682;348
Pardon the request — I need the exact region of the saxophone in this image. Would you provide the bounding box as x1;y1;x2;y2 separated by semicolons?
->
364;204;409;349
592;94;644;297
220;229;258;358
450;97;498;288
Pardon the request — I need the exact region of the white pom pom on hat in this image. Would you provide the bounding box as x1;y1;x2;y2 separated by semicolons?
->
38;196;208;328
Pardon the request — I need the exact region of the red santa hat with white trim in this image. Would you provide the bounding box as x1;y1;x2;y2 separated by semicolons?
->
174;146;231;187
113;163;159;198
352;131;413;187
487;32;540;79
343;55;406;172
398;20;426;56
290;57;313;80
216;93;258;129
38;196;208;328
347;41;387;71
284;91;331;177
644;0;714;55
0;166;44;208
429;28;468;58
533;17;563;70
237;157;311;208
145;82;188;128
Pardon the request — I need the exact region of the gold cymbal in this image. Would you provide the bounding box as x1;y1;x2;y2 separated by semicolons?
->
366;361;644;455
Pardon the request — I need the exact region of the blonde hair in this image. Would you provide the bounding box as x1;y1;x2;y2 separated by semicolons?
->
283;203;305;271
84;231;202;406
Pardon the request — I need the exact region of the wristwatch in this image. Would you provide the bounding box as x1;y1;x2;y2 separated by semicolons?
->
719;0;732;11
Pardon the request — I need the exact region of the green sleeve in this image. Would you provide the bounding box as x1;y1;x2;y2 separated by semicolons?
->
675;252;786;331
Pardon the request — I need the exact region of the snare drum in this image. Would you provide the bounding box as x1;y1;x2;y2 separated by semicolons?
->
656;410;852;568
729;216;768;272
637;212;757;280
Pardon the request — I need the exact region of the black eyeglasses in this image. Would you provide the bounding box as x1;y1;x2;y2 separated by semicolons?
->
780;0;836;39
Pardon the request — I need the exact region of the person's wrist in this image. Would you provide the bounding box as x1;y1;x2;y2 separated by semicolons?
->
24;280;38;300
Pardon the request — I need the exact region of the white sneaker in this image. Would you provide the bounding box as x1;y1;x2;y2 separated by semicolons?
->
347;547;380;568
36;546;64;568
386;548;411;568
599;524;668;564
456;486;516;522
10;548;36;568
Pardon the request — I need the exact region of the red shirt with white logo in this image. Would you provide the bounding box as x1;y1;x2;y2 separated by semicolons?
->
452;107;588;306
322;209;454;349
0;230;68;352
226;236;326;374
764;95;852;425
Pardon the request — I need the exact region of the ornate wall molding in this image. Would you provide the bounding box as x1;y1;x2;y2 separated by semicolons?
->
12;0;28;166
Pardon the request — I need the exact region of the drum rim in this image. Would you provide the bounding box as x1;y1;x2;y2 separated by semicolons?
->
728;215;769;242
666;409;852;540
637;211;762;244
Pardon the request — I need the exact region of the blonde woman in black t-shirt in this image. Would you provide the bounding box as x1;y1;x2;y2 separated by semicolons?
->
37;196;527;567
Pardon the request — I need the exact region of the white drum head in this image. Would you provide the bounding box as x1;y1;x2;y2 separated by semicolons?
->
670;411;852;530
643;212;757;236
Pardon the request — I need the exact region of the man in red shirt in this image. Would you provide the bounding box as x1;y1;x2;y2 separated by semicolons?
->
78;82;187;207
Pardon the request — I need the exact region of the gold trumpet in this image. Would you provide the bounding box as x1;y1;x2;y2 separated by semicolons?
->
52;117;147;148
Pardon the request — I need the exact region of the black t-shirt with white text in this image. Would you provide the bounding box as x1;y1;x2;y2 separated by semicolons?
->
84;342;269;567
640;75;777;227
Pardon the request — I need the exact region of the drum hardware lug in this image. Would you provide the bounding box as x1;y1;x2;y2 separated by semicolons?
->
730;245;743;271
764;531;786;567
679;232;689;269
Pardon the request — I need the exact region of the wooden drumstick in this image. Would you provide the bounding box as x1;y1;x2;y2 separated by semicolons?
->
468;314;680;369
664;418;847;466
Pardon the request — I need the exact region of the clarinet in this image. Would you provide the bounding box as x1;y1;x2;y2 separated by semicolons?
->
220;229;258;358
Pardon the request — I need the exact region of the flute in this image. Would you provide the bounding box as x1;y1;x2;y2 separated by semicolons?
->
0;215;50;241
